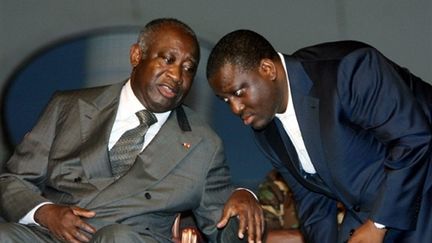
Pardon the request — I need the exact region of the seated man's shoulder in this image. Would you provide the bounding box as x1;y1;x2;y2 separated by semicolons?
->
179;105;223;144
59;82;123;98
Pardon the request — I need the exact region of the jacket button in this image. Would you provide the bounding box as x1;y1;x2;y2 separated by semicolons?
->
145;192;151;199
353;205;361;212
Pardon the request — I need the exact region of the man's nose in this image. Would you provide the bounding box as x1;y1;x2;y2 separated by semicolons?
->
167;65;182;84
230;99;245;115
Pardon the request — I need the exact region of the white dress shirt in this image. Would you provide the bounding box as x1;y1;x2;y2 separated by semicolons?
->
108;80;170;151
275;52;316;174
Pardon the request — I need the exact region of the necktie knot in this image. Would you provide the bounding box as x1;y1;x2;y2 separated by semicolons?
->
136;110;157;127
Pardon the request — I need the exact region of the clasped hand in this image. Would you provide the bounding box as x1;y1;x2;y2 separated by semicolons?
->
35;204;96;243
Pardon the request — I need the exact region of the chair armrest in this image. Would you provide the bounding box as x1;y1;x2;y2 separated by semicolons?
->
172;213;205;243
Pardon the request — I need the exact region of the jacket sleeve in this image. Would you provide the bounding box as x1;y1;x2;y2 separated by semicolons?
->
337;48;431;230
192;134;234;242
273;158;339;243
0;92;62;222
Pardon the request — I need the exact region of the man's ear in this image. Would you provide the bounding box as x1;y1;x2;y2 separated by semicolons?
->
130;43;142;67
258;58;277;81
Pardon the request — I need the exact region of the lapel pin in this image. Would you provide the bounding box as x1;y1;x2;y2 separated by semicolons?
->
182;142;191;149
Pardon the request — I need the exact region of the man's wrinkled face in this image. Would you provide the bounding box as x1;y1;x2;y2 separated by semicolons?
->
208;63;281;130
130;25;199;113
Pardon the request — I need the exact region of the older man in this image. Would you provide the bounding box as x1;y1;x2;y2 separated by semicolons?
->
0;20;263;243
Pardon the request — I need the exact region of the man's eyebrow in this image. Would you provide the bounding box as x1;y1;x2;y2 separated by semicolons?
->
188;56;198;65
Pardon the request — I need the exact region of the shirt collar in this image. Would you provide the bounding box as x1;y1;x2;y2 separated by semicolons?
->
119;80;171;122
276;52;295;118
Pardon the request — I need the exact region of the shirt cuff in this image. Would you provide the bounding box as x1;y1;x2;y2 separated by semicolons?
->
18;202;53;225
373;222;386;229
234;187;258;201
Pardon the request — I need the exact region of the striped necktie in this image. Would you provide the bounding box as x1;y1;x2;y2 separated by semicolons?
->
109;109;157;177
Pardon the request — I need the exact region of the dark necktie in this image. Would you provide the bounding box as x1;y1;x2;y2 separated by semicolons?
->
109;109;157;177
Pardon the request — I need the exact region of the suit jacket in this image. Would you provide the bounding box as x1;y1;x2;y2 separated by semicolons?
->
0;81;233;242
254;41;432;243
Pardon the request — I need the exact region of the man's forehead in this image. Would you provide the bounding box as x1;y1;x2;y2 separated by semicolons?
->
219;62;251;79
220;62;240;75
165;45;198;62
211;63;243;91
212;63;235;83
149;29;198;59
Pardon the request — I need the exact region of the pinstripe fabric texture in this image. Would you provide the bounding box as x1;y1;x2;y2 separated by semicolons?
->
109;109;157;177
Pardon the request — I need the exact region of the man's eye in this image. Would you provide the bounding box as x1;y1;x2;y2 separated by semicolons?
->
234;89;244;97
183;65;196;73
163;56;174;64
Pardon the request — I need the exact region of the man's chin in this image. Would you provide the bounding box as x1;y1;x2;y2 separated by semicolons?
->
250;119;271;130
146;103;177;113
146;97;183;113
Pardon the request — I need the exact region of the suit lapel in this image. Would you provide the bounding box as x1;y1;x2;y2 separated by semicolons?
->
255;120;303;179
135;111;200;181
87;106;202;208
276;57;337;196
256;119;334;197
79;83;123;190
286;59;328;178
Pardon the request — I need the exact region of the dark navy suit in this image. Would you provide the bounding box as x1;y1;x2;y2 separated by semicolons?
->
254;41;432;243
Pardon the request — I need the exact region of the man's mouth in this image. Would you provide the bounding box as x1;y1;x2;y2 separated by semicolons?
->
158;84;179;99
241;114;254;126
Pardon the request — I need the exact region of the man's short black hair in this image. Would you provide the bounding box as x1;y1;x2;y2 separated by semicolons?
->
206;29;278;79
138;18;200;60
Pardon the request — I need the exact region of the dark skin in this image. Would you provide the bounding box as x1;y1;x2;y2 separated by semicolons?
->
208;58;387;243
129;25;198;113
35;205;96;243
208;59;288;130
172;213;199;243
348;220;387;243
35;25;264;243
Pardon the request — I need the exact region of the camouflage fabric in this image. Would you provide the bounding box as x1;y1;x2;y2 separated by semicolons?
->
257;170;300;230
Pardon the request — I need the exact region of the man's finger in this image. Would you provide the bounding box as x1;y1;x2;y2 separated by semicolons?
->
217;208;233;228
76;220;96;234
181;228;196;243
74;230;91;242
236;213;247;239
71;206;96;218
62;231;81;243
172;214;181;239
246;210;256;242
254;210;263;243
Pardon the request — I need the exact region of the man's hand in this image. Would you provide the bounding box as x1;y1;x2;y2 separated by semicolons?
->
172;214;198;243
217;189;264;243
34;204;96;243
348;219;387;243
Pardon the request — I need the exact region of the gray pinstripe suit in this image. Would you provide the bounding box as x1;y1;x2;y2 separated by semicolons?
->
0;81;234;242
